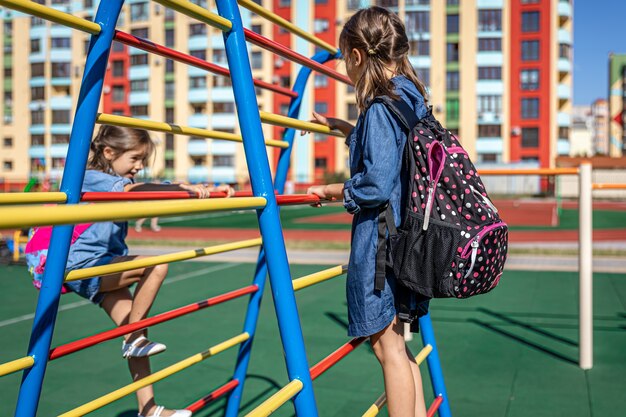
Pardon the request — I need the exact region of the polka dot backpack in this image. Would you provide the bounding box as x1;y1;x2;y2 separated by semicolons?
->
373;96;508;299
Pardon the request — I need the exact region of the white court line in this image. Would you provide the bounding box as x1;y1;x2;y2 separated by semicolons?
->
0;263;238;329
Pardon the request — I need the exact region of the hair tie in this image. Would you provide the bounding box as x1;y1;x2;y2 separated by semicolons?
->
367;48;376;56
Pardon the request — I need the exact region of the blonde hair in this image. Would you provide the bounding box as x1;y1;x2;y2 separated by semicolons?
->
339;6;428;112
88;125;155;173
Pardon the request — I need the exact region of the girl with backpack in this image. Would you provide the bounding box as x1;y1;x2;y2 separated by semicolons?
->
307;7;430;417
26;125;233;417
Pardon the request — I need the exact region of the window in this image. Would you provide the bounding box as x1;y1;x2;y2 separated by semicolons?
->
478;66;501;80
189;76;206;89
478;38;501;52
521;98;539;119
130;27;149;39
522;11;540;32
31;135;45;146
521;0;539;3
348;103;358;120
279;103;290;116
521;128;539;148
51;62;70;77
3;137;12;148
84;0;93;7
3;67;12;78
521;40;539;61
164;81;174;100
31;63;45;77
410;40;430;56
314;158;327;169
189;49;206;60
279;75;290;88
446;0;459;4
477;95;502;113
478;125;501;137
31;110;45;125
478;9;501;31
213;76;232;87
313;19;329;33
314;74;328;88
189;23;206;36
130;79;149;92
130;2;149;21
51;37;70;49
447;14;459;34
520;69;539;90
165;59;174;73
191;156;206;167
112;60;125;77
52;110;70;124
251;24;262;35
446;42;459;62
31;39;41;53
416;68;430;86
446;98;459;121
212;154;234;167
165;29;175;47
314;102;328;114
559;43;571;60
165;108;174;123
446;71;459;90
165;134;174;150
165;159;174;169
31;16;44;27
165;7;175;22
112;41;124;52
251;51;262;69
131;105;149;116
130;54;149;66
213;49;227;64
31;86;45;100
51;157;65;169
51;134;69;144
213;102;234;113
405;11;429;33
3;160;13;171
479;153;499;163
558;127;570;138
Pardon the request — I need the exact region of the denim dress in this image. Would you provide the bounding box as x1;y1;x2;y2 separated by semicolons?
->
343;76;428;337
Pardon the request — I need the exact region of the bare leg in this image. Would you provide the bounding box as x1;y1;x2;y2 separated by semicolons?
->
150;217;161;232
406;345;427;417
135;218;146;232
371;316;421;417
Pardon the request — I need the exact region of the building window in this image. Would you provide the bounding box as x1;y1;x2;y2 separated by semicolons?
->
51;62;71;77
111;41;124;52
165;108;174;123
213;102;235;113
31;86;45;100
477;95;502;113
279;75;290;88
31;16;44;27
558;127;570;138
347;103;359;120
191;156;206;167
314;157;327;169
405;11;429;33
130;2;149;21
478;9;502;32
52;110;70;124
3;67;12;78
522;11;540;32
410;40;430;56
165;29;175;48
3;137;12;148
251;51;263;69
446;98;459;121
521;98;539;119
478;125;501;137
31;110;45;125
3;160;13;171
213;49;226;64
130;27;149;39
446;71;459;91
51;37;71;48
51;134;70;144
31;135;45;146
251;24;262;35
521;127;539;148
213;76;232;87
478;66;501;80
31;63;45;77
446;42;459;62
213;154;234;167
112;60;125;77
478;38;501;52
520;69;539;90
314;102;328;114
130;79;149;92
447;14;459;34
165;59;174;73
189;23;206;36
313;19;329;33
479;153;499;163
31;39;41;53
314;74;328;88
189;76;206;89
521;40;540;61
130;54;149;66
164;81;175;100
130;105;149;116
559;43;571;60
165;134;174;150
417;68;430;86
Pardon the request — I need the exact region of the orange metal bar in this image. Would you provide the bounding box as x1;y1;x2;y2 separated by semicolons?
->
479;168;579;176
592;183;626;190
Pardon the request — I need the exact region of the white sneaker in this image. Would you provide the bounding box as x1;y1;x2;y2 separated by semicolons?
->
122;336;166;359
138;406;192;417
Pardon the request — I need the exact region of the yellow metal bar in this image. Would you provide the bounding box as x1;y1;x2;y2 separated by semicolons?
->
59;333;249;417
0;356;35;378
0;192;67;205
0;197;266;230
292;265;347;291
152;0;232;32
479;168;579;176
97;113;288;148
260;111;344;137
592;183;626;190
66;238;262;281
245;379;304;417
0;0;100;34
237;0;337;54
361;345;433;417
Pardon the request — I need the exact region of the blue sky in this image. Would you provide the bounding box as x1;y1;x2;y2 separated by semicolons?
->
573;1;626;105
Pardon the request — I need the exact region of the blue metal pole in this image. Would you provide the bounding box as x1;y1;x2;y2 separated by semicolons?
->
225;51;337;417
14;2;125;415
215;1;318;416
419;313;452;417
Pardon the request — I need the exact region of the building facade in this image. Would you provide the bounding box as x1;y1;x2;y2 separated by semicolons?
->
590;98;608;155
608;53;626;157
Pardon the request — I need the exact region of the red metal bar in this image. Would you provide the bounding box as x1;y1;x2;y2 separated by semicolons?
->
49;285;258;360
243;28;352;85
186;379;239;412
427;396;444;417
310;337;367;380
114;31;297;99
78;192;323;205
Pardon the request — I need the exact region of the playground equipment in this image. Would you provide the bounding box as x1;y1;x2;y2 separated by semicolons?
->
0;1;449;416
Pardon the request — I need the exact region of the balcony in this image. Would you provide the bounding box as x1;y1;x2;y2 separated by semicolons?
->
188;88;209;103
476;52;503;66
475;80;503;95
211;167;236;183
477;112;502;124
49;96;72;110
211;87;234;102
28;146;46;158
476;138;503;153
211;140;236;155
558;1;572;23
50;143;69;158
557;139;570;156
129;91;151;106
211;113;237;130
557;83;571;101
188;114;209;128
187;139;208;156
476;0;503;8
557;112;571;127
558;57;571;74
129;66;150;80
187;167;209;182
558;28;572;45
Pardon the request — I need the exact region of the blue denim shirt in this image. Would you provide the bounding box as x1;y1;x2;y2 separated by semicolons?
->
343;76;428;337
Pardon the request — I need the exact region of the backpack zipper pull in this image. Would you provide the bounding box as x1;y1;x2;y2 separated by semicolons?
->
422;181;435;231
464;239;479;278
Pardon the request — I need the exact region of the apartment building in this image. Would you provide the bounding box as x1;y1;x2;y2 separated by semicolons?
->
608;53;626;157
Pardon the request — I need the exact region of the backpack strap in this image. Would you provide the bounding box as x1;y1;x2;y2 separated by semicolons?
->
372;96;420;131
375;204;397;292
